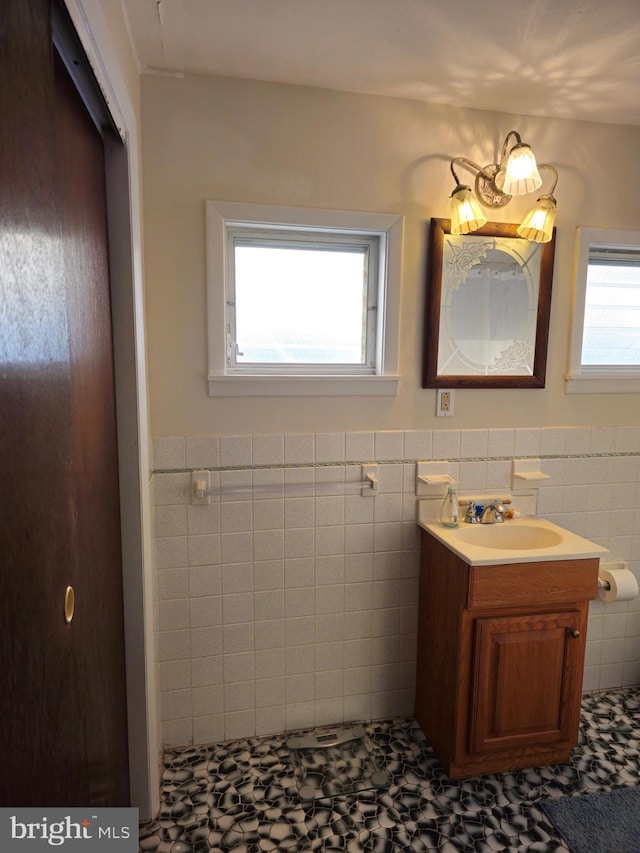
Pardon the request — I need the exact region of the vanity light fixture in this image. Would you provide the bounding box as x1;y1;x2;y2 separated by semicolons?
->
449;130;558;243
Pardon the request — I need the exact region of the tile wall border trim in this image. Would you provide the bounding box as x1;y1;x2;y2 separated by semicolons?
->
153;451;640;476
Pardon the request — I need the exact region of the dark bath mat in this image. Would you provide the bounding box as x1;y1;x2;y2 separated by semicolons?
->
540;786;640;853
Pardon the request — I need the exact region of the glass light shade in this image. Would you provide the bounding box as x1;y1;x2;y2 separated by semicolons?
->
502;144;543;196
517;195;557;243
450;185;487;235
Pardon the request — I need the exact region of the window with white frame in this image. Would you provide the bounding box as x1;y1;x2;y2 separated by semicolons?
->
206;201;403;396
228;229;378;374
567;227;640;393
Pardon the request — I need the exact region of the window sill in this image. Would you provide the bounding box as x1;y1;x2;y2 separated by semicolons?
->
565;374;640;394
208;374;400;397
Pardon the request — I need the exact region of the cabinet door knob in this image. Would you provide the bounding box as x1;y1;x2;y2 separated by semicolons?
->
570;629;580;639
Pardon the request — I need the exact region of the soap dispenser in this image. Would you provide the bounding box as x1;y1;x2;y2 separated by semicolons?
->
439;485;460;528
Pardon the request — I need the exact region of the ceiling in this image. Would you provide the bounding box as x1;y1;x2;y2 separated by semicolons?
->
123;0;640;126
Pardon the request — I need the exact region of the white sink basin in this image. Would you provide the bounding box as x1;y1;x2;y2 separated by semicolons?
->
418;510;608;565
453;523;563;551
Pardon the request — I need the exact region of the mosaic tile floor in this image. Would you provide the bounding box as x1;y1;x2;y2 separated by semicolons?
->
140;687;640;852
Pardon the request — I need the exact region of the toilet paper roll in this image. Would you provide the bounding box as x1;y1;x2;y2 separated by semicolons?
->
598;568;639;603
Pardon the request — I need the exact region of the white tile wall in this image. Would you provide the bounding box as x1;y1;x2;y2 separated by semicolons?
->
153;426;640;747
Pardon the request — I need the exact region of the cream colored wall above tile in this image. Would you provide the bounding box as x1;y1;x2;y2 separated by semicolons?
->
141;73;640;437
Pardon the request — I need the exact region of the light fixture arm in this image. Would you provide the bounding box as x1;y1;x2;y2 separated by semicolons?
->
537;163;558;195
450;156;494;187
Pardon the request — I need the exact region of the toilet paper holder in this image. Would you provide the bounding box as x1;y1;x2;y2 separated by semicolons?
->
598;561;629;590
597;563;639;603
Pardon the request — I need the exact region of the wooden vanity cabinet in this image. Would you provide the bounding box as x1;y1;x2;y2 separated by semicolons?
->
415;530;600;779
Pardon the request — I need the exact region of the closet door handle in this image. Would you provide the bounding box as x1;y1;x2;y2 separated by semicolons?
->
570;629;580;639
64;586;75;624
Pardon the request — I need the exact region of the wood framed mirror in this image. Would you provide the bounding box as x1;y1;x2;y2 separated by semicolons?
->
423;219;556;388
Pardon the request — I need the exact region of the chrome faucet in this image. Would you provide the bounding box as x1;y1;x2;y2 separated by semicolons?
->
480;500;507;524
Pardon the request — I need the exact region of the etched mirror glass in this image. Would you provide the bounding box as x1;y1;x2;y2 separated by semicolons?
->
437;234;542;376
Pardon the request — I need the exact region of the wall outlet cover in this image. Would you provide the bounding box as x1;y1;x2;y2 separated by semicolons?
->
436;389;455;417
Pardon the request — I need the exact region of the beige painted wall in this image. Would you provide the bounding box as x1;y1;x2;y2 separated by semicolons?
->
141;72;640;437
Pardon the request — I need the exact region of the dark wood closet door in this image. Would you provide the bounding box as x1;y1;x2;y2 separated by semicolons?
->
0;0;129;805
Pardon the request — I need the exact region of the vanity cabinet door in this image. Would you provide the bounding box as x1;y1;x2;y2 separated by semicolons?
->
469;610;584;756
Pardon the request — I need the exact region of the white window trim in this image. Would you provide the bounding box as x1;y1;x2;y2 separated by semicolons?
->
206;200;403;397
566;226;640;394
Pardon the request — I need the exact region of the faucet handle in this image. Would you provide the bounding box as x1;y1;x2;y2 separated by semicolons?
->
464;501;478;523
